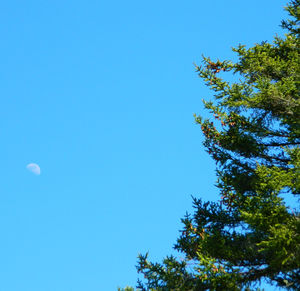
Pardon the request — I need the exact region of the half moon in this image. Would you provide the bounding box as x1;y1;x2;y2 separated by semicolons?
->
26;163;41;175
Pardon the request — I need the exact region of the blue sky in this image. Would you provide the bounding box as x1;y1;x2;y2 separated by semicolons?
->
0;1;289;290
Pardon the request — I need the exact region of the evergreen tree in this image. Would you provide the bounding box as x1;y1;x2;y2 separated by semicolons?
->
131;1;299;290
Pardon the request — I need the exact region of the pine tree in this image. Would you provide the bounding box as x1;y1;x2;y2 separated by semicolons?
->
133;1;300;290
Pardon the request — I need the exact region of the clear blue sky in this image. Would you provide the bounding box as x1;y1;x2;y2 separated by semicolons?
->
0;1;289;290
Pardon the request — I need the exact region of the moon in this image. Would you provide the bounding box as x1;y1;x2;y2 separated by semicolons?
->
26;163;41;175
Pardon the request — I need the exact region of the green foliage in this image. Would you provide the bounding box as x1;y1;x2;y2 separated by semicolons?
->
124;1;300;290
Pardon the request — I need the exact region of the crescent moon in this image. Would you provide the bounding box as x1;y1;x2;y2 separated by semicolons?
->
26;163;41;175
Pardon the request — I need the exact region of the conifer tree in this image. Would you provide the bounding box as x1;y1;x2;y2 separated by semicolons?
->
132;1;300;290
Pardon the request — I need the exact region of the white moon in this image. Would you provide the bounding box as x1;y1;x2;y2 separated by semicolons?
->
26;163;41;175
